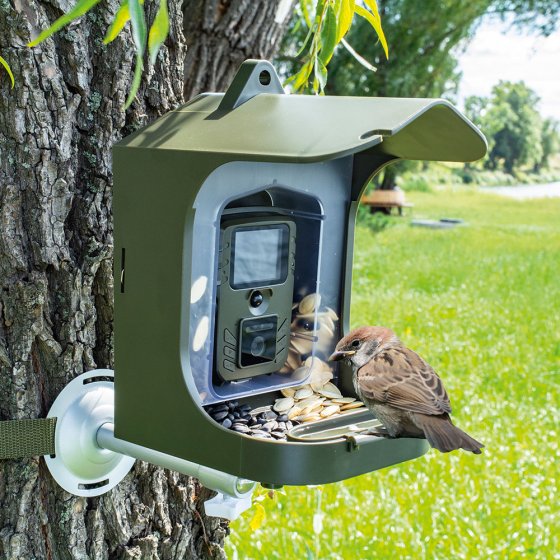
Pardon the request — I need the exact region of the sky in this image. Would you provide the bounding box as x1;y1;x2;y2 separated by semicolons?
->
457;18;560;121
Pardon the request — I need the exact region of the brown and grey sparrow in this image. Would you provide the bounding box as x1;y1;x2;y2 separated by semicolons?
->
329;326;484;454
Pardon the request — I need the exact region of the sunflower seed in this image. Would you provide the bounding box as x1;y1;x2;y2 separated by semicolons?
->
322;382;342;396
302;414;322;423
340;401;365;410
320;405;340;417
294;387;314;400
273;397;294;413
299;293;320;315
319;389;342;399
288;406;304;420
291;336;313;355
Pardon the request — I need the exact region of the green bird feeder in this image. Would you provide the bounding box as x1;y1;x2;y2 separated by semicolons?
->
44;59;486;518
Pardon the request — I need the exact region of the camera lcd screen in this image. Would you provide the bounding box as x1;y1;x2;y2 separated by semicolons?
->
231;225;288;289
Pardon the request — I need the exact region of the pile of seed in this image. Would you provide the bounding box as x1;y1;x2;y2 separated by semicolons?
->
280;293;339;375
245;409;295;441
205;401;296;440
274;382;364;423
205;401;252;430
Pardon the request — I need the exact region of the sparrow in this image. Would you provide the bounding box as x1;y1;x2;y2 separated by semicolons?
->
329;326;483;454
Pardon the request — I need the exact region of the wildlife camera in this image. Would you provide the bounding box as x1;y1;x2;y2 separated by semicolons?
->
215;218;296;381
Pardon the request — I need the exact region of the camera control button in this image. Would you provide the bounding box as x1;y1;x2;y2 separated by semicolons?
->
224;346;236;359
224;329;236;345
223;359;235;372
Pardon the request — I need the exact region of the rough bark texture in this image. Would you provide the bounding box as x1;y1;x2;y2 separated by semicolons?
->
0;0;292;558
182;0;296;99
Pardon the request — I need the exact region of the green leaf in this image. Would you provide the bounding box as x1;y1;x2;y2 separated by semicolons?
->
0;54;15;88
313;0;326;26
355;3;388;59
148;0;169;65
295;24;315;57
104;1;130;44
293;59;313;90
123;53;143;109
28;0;101;47
314;55;327;92
300;0;313;28
336;0;354;42
319;4;337;65
341;37;376;71
128;0;147;56
249;503;266;531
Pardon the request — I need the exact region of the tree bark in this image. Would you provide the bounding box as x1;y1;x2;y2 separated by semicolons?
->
0;1;292;558
182;0;296;99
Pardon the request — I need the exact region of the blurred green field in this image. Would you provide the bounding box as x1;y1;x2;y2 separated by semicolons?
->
227;187;560;560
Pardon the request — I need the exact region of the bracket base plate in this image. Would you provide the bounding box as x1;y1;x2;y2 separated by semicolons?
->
45;370;135;497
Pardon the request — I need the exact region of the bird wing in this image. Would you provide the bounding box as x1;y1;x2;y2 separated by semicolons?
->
357;346;452;416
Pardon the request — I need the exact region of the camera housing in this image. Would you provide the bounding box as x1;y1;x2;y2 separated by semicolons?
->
215;218;296;381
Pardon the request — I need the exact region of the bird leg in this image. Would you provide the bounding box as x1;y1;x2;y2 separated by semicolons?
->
347;424;393;438
362;426;391;437
344;426;392;451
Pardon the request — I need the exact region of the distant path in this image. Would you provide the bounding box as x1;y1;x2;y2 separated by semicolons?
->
479;182;560;200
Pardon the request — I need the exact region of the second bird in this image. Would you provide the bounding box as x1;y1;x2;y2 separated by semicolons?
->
329;326;484;454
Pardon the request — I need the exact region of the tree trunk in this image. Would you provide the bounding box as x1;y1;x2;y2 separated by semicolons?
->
182;0;296;99
0;1;292;558
379;165;397;190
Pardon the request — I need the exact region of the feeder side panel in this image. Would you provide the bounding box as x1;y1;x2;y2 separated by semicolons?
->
113;148;239;464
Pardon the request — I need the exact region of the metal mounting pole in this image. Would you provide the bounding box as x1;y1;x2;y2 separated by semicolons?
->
96;422;256;519
44;370;255;520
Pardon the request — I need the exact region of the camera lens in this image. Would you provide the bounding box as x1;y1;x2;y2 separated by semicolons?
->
250;336;266;356
249;290;264;308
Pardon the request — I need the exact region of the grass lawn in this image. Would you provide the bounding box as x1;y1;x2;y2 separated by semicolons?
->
226;187;560;560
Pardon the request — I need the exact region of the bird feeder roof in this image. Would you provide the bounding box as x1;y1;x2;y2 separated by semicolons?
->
116;60;486;165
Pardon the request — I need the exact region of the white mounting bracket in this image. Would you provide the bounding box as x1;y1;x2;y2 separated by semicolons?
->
204;492;254;521
45;370;256;520
45;370;135;497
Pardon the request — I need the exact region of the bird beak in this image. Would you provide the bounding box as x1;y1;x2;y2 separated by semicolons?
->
328;350;356;362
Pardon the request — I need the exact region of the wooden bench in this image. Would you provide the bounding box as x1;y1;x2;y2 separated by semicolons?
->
361;189;413;216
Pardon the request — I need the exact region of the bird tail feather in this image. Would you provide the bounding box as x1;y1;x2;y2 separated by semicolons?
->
415;414;484;454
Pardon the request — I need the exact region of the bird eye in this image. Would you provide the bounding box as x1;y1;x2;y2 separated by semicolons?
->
351;339;361;348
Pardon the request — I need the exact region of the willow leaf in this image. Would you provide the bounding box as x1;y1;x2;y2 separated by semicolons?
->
341;37;377;71
123;53;143;109
128;0;147;56
28;0;101;47
364;0;381;21
319;3;337;64
336;0;354;42
354;4;388;59
0;54;15;88
148;0;169;64
285;59;313;91
300;0;313;28
314;55;328;92
104;1;130;44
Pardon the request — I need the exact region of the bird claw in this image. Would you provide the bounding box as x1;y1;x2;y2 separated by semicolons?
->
345;427;391;451
363;427;391;437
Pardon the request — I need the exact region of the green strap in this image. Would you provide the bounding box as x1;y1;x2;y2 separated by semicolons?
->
0;418;57;459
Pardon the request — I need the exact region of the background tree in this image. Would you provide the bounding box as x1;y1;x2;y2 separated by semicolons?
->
466;81;544;174
280;0;560;189
535;117;560;172
0;1;295;558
